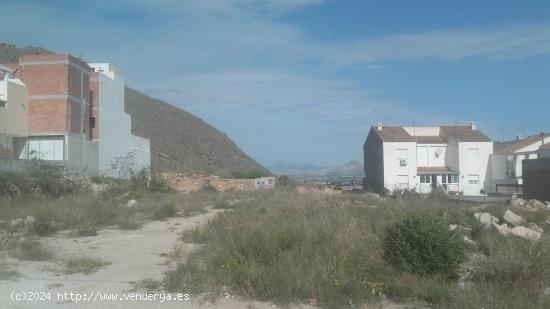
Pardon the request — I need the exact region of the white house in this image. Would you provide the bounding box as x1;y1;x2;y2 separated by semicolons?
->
363;123;493;196
487;133;550;193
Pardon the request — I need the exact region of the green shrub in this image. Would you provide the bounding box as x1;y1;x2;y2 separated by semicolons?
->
153;204;177;220
62;256;111;274
382;212;466;278
8;239;53;261
473;235;550;290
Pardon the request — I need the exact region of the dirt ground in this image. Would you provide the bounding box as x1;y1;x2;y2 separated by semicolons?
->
0;208;314;309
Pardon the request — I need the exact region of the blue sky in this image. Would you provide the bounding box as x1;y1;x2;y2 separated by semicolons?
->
1;0;549;166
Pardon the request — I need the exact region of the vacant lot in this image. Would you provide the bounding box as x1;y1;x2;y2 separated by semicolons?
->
2;170;550;308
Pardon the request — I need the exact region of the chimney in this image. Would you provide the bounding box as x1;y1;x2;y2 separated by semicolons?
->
542;132;546;147
470;121;476;130
377;123;383;131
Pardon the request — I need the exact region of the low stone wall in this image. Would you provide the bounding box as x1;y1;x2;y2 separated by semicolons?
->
157;173;275;192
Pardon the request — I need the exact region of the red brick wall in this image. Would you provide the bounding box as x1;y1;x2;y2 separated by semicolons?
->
89;73;100;140
19;54;91;136
28;99;67;132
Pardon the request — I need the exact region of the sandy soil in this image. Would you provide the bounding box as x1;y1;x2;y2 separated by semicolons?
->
0;208;309;309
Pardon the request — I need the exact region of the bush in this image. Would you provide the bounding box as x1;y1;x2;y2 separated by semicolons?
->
473;235;550;290
153;203;177;220
7;239;53;261
382;212;466;278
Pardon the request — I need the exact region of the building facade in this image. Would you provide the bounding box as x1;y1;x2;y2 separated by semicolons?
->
364;123;493;196
0;64;28;158
488;133;550;194
0;54;150;177
89;63;150;177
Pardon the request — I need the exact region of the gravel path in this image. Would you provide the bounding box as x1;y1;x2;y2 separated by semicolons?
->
0;208;304;309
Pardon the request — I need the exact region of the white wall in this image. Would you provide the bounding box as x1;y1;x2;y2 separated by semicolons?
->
383;142;417;192
131;134;150;173
458;142;493;196
0;77;28;138
88;63;151;178
417;144;447;167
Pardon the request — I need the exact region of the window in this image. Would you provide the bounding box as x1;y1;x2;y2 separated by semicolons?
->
90;116;96;128
27;139;64;160
506;155;514;178
449;174;459;183
397;149;408;158
467;148;479;160
420;175;431;183
397;175;409;189
0;99;6;108
468;175;480;185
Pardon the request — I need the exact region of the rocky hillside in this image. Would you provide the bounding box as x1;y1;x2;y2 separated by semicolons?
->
0;43;270;177
124;88;270;177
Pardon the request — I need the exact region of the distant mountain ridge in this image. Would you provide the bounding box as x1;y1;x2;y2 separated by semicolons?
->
269;160;363;176
0;43;270;177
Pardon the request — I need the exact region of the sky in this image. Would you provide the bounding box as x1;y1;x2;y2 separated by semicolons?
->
1;0;549;167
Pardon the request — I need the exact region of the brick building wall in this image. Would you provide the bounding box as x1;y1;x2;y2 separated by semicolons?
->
19;54;91;136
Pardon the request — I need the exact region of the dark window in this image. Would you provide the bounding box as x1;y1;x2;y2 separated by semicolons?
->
90;116;96;128
0;99;6;108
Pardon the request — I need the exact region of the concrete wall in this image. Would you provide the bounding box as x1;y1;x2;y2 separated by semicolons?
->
458;142;493;196
131;134;150;173
383;142;417;192
523;158;550;202
0;77;28;139
417;143;447;167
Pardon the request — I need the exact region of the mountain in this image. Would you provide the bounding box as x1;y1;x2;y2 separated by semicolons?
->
268;161;327;176
323;160;364;176
270;160;363;177
124;88;270;177
0;43;270;177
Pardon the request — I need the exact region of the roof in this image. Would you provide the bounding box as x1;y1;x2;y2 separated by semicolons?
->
372;126;415;142
417;166;458;174
440;126;491;142
371;124;491;143
415;136;445;144
541;143;550;150
494;134;550;154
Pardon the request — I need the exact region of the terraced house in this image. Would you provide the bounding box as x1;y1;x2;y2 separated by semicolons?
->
363;123;493;196
0;54;150;177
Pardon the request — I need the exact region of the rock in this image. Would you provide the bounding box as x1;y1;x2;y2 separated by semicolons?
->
510;197;526;207
463;236;477;245
503;210;526;227
474;212;500;227
24;216;35;231
126;199;138;207
492;222;511;236
528;223;544;234
7;184;20;197
525;199;547;211
511;226;541;241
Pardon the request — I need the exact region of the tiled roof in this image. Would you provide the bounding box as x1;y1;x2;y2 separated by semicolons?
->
440;126;491;142
417;166;458;174
372;125;491;143
373;126;415;142
415;136;445;144
540;143;550;150
494;134;550;154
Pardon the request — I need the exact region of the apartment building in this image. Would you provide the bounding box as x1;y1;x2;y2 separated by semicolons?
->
363;123;493;196
0;54;150;176
0;64;28;158
487;133;550;193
